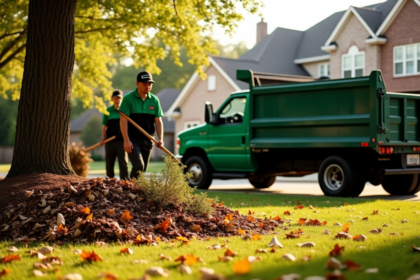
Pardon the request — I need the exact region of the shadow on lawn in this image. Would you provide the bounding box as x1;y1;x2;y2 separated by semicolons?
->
226;235;420;280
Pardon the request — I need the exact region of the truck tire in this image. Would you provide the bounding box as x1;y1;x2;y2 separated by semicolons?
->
381;174;419;195
185;156;213;190
249;176;276;189
318;156;366;197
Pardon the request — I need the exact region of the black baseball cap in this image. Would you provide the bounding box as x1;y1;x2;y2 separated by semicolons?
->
112;90;123;98
137;71;155;83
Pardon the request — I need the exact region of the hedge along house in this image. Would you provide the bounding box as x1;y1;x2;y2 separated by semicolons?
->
166;0;420;154
69;88;180;160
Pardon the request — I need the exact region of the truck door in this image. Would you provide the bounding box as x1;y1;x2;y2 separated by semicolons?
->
208;96;251;171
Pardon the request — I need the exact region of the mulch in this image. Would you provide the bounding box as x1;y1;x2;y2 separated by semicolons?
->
0;173;281;245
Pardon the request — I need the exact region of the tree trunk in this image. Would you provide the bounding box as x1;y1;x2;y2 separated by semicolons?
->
7;0;78;177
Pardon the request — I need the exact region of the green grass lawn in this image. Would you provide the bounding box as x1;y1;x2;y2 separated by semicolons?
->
1;192;419;279
0;161;166;175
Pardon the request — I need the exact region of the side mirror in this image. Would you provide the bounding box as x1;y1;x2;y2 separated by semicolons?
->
205;102;214;124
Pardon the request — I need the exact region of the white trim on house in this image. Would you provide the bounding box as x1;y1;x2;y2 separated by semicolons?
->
294;55;330;64
321;45;338;52
165;57;240;118
415;0;420;7
375;0;405;36
323;6;377;49
365;37;388;45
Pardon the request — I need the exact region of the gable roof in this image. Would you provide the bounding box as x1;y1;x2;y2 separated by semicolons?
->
70;108;102;133
155;88;181;133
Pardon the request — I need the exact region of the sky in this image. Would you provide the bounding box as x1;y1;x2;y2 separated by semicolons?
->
215;0;385;48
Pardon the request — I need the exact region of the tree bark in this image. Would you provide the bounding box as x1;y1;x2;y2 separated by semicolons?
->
7;0;78;177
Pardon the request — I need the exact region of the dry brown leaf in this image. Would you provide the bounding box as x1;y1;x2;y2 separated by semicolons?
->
412;245;420;252
120;247;133;255
176;236;190;245
255;249;267;253
233;258;251;274
362;217;368;221
335;232;352;239
329;244;345;256
60;273;83;280
325;257;345;270
224;249;238;257
237;228;245;235
31;252;46;260
284;211;291;215
0;269;11;277
79;207;90;215
282;253;296;261
7;246;18;253
1;254;21;263
179;264;192;275
189;225;201;232
33;269;43;277
120;210;134;224
96;272;118;280
154;218;171;233
80;250;103;262
247;216;256;222
372;210;379;215
218;256;233;262
344;259;362;271
158;253;171;260
352;234;367;242
297;242;316;247
145;266;169;277
33;262;52;270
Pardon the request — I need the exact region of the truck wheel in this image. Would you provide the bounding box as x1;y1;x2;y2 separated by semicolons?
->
185;156;213;190
249;176;276;189
318;156;365;197
381;174;419;195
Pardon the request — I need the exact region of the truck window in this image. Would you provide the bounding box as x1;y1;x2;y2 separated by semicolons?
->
219;97;246;124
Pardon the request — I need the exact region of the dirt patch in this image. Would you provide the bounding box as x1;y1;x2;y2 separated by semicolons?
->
0;174;280;244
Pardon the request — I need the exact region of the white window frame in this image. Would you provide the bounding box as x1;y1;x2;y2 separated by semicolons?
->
318;63;330;78
342;45;365;78
184;121;200;130
393;43;420;77
207;75;216;91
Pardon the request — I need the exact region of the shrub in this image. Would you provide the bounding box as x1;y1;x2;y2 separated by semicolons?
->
91;154;104;161
135;156;216;215
69;142;92;177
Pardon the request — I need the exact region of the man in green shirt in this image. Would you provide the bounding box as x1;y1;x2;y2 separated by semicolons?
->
100;90;129;179
119;71;164;178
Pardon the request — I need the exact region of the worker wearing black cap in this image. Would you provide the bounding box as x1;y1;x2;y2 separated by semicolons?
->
100;90;129;180
119;71;164;178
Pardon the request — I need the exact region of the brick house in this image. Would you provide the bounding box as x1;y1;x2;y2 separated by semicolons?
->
166;0;420;153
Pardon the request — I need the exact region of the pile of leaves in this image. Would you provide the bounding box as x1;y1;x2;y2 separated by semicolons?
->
0;177;276;244
69;142;92;177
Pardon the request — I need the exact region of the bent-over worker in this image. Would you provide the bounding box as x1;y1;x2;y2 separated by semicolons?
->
101;90;129;179
119;71;164;178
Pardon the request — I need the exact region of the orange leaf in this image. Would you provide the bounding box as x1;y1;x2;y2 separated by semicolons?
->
155;218;171;233
248;210;255;215
175;254;198;265
80;250;103;262
362;217;368;221
224;249;238;257
272;215;282;221
86;213;93;221
372;210;379;215
233;258;251;275
294;205;304;210
284;210;291;215
96;272;117;280
322;221;327;226
57;224;68;234
296;200;301;205
252;233;262;240
120;210;133;224
342;223;350;233
226;222;235;232
107;208;115;216
343;202;349;206
176;236;190;245
0;269;11;277
308;205;313;209
174;255;186;263
80;206;90;215
247;216;256;222
298;218;307;226
237;228;245;235
225;214;234;221
258;222;264;228
189;225;201;232
1;254;20;263
344;259;361;271
329;244;345;256
120;248;133;255
285;229;303;239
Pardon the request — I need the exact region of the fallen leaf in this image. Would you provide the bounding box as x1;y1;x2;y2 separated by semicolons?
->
325;269;345;280
258;222;264;228
282;253;296;261
218;256;233;262
335;232;352;239
145;266;169;277
294;205;304;210
298;218;306;225
402;219;408;223
301;255;312;262
252;233;262;240
247;216;256;222
225;214;234;221
60;273;83;280
79;207;90;215
237;228;245;235
225;222;235;232
107;209;115;216
365;268;378;273
276;273;301;280
179;264;192;275
224;249;238;257
1;254;21;263
120;248;133;255
7;246;18;253
342;223;350;233
325;257;345;270
207;244;221;250
407;274;420;280
352;235;367;242
176;236;190;245
25;190;34;198
389;232;399;236
372;210;379;215
158;254;171;260
31;252;46;260
248;210;255;215
33;270;43;277
154;218;171;233
323;230;331;235
362;217;368;221
175;255;198;266
412;245;420;252
189;225;201;232
80;250;103;262
344;259;361;271
120;210;134;225
247;256;262;263
255;249;267;253
286;229;303;239
96;272;117;280
0;269;11;277
233;258;251;274
86;213;93;221
33;262;52;270
297;242;316;247
369;228;382;234
284;211;291;215
329;244;345;256
57;213;65;225
267;236;283;248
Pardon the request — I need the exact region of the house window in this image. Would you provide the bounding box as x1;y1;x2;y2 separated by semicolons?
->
394;43;420;76
318;63;330;77
342;45;364;78
184;121;200;130
207;75;216;91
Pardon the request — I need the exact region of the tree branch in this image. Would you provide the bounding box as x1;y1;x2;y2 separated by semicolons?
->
0;28;26;61
0;29;26;41
173;0;182;24
75;24;128;34
0;43;26;70
196;0;210;22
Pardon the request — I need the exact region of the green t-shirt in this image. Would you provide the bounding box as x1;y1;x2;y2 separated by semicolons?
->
102;105;123;140
119;89;163;140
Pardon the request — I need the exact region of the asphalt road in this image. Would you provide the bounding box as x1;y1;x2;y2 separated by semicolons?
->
208;174;420;202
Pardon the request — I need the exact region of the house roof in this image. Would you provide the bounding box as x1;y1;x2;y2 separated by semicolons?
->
70;88;180;133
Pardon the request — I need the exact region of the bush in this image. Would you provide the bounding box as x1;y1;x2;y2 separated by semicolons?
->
69;142;92;177
135;156;216;216
91;154;104;161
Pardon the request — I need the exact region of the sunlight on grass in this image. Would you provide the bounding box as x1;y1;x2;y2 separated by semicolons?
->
0;192;419;279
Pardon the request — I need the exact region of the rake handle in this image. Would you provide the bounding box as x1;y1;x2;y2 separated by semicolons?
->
84;136;116;152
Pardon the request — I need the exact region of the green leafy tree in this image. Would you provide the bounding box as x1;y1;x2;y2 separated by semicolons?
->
4;0;262;177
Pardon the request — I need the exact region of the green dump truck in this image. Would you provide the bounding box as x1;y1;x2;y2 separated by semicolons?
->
177;70;420;197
